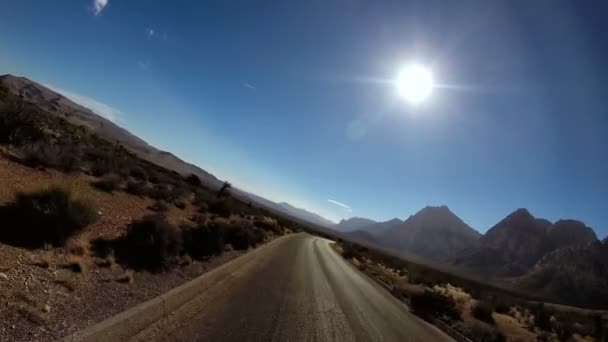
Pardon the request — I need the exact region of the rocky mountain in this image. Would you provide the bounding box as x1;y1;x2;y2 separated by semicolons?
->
336;206;481;261
380;206;481;260
515;239;608;308
453;209;599;276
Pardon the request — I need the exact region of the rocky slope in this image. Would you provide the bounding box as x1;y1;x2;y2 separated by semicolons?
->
515;239;608;308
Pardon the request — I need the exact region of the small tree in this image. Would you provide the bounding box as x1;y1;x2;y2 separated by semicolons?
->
217;181;232;198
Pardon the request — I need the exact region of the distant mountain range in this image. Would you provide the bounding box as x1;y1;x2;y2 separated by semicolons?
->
337;206;481;260
334;206;607;308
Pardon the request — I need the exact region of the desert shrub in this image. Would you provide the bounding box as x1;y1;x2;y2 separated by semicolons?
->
0;105;46;145
197;202;210;213
221;221;265;250
149;200;169;212
254;217;282;234
181;223;225;259
410;290;460;320
129;166;148;181
174;199;187;210
149;184;172;201
185;173;201;186
208;199;233;218
0;187;97;247
472;301;495;324
533;303;552;332
342;241;366;259
118;215;182;270
458;322;505;342
21;143;59;169
125;180;148;197
93;174;122;193
493;301;510;314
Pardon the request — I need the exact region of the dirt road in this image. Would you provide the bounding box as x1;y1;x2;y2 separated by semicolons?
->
130;233;453;341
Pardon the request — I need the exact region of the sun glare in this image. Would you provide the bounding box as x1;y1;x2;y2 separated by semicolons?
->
396;64;434;104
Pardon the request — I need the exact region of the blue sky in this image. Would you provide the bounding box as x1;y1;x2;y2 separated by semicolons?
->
1;0;607;237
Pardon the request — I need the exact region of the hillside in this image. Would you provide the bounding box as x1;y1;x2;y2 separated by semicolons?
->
0;74;224;189
516;239;608;308
0;74;340;228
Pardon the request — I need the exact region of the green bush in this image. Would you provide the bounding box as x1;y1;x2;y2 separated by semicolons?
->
118;215;182;270
0;187;97;247
472;301;495;324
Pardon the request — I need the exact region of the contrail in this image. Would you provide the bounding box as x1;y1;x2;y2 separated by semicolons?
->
327;199;352;211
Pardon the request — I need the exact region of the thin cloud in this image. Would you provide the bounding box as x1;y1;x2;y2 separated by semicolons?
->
92;0;108;15
241;82;256;90
45;84;122;123
327;199;352;212
147;28;155;38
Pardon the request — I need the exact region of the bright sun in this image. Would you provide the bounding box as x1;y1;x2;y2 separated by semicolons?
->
396;64;434;104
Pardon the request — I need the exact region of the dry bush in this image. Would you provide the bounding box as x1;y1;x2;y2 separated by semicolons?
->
117;215;182;271
93;174;122;193
116;270;134;284
179;255;193;266
125;180;149;197
65;236;90;256
174;199;187;210
33;253;52;268
95;253;116;268
62;256;87;273
148;200;169;213
0;187;97;248
472;301;496;324
410;289;460;320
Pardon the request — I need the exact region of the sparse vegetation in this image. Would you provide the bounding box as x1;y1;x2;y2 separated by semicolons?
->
472;301;495;324
62;256;87;273
117;215;182;271
125;179;148;197
181;222;226;259
410;290;460;320
116;270;134;284
185;173;201;186
92;174;122;193
149;200;169;212
0;187;97;248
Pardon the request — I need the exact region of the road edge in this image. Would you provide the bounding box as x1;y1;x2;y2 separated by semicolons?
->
62;234;295;342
